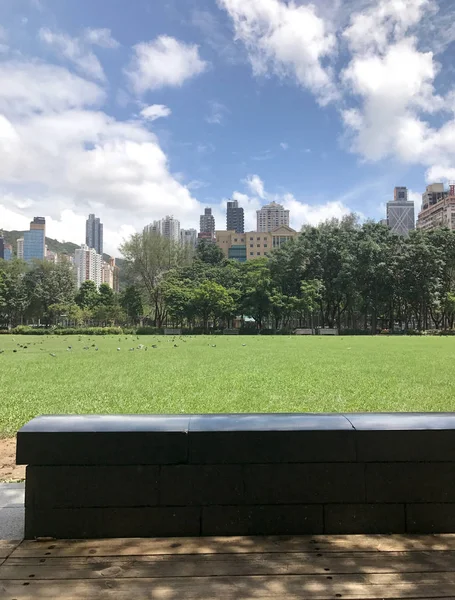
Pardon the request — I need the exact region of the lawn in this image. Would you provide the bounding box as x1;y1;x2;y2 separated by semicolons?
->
1;334;455;436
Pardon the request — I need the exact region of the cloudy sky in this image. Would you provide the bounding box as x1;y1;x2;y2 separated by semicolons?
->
1;0;455;255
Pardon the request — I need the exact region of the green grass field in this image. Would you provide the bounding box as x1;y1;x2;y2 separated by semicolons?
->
1;334;455;435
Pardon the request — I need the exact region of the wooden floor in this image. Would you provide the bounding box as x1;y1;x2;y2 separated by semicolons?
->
1;534;455;599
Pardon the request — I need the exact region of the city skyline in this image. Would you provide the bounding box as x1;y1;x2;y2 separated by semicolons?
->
3;181;455;265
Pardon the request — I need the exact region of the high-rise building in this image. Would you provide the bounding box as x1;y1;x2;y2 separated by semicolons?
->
17;238;24;259
3;244;12;261
144;216;180;242
226;200;244;233
216;226;297;262
257;202;290;232
86;214;103;255
386;187;415;236
417;183;455;231
23;217;46;262
74;244;102;288
200;208;215;237
161;215;180;242
0;235;4;260
180;228;198;246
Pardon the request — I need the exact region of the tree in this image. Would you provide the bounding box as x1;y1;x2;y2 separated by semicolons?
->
98;283;115;307
195;239;225;265
24;261;76;325
192;281;235;330
75;280;99;310
120;231;191;326
240;259;273;329
0;260;29;327
120;285;143;324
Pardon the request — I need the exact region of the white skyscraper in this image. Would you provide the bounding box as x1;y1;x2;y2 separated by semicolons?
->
17;238;24;260
74;244;102;288
256;202;290;232
144;216;180;242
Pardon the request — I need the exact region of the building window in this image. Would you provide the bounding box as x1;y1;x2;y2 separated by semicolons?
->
250;244;253;248
257;252;260;255
234;238;237;242
250;237;253;241
264;237;267;241
257;237;260;240
257;244;260;247
264;244;267;248
250;252;253;255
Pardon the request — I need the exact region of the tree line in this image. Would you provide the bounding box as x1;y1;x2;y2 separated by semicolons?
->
2;215;455;333
0;260;143;328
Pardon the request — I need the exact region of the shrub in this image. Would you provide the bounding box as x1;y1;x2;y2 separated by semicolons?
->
11;326;51;335
54;327;124;335
136;326;164;335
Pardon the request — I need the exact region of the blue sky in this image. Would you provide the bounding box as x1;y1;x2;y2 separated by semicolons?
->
1;0;455;254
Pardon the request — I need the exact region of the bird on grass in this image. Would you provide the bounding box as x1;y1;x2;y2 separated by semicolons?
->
174;344;178;347
152;345;157;348
117;348;121;351
211;344;216;348
242;344;246;347
49;353;56;358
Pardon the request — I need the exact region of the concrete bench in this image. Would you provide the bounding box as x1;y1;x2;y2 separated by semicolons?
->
16;413;455;539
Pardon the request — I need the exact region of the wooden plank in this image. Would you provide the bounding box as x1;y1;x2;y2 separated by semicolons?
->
1;574;455;599
0;540;22;559
2;550;455;580
11;534;455;558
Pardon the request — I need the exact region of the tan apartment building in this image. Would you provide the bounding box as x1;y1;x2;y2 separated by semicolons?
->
417;183;455;231
216;225;297;261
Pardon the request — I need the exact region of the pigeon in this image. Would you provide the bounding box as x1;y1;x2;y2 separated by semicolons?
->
49;353;56;357
129;348;134;351
211;344;216;348
174;344;178;347
68;346;72;350
152;345;157;348
117;348;121;351
242;344;246;347
13;349;17;353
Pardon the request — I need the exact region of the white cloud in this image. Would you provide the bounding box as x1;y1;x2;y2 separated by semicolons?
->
342;38;440;161
245;174;265;198
280;142;288;150
0;60;204;256
219;0;338;104
140;104;172;121
126;35;207;94
206;101;228;124
343;0;435;54
0;61;105;116
83;28;119;49
38;27;118;81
